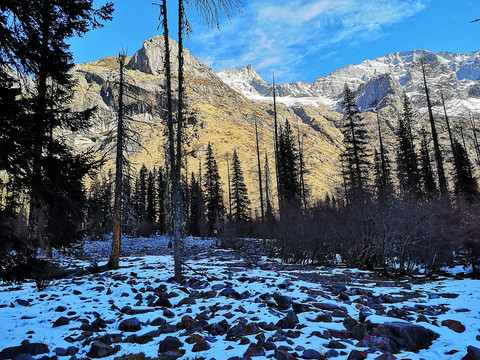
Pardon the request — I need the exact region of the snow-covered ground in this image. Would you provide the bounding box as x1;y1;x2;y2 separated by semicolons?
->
1;238;479;360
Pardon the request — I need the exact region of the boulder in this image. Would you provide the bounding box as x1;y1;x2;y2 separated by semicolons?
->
273;293;292;310
192;339;210;352
292;302;311;313
374;353;397;360
276;310;299;329
87;342;119;358
226;323;261;341
347;350;367;359
371;322;439;352
158;336;183;353
118;318;142;332
244;343;265;357
442;319;466;333
53;317;70;328
303;349;323;359
462;346;480;360
0;341;49;359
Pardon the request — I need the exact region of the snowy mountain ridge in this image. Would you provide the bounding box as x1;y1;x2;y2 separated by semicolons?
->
218;49;480;114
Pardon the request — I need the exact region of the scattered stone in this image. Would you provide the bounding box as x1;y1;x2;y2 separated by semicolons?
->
343;317;358;331
347;350;367;359
352;323;367;341
151;317;166;326
275;348;296;360
92;318;107;329
273;293;292;310
153;298;173;308
332;309;349;318
55;306;67;312
325;349;339;358
312;303;341;311
442;319;466;333
15;299;29;307
192;339;211;352
177;297;196;306
226;323;261;341
80;323;101;332
371;322;439;352
158;336;183;353
292;302;311;313
439;293;459;299
119;318;142;332
220;287;241;299
314;313;332;323
55;347;67;356
326;340;346;349
463;345;480;360
303;349;323;359
244;343;265;357
276;310;299;329
263;341;276;351
87;342;119;358
53;316;70;328
0;341;49;359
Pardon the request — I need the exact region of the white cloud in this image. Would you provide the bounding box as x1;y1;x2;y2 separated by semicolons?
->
187;0;429;82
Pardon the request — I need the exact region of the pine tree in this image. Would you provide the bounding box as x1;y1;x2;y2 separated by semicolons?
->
146;169;156;222
340;84;371;203
133;164;148;221
231;149;251;222
419;131;438;199
373;149;393;199
374;110;393;199
188;172;206;236
397;96;421;199
452;139;478;200
278;119;301;204
0;0;113;255
204;143;224;234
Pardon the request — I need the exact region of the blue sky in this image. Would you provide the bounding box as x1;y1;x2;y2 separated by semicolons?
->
69;0;480;83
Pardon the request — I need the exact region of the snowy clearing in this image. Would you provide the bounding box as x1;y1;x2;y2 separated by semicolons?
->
0;238;479;360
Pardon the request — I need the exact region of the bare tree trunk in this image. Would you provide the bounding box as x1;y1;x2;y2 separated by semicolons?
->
29;0;52;252
376;111;387;188
272;74;281;214
226;155;232;219
297;122;306;208
442;94;461;175
255;118;264;223
422;62;448;197
108;52;126;270
172;0;185;283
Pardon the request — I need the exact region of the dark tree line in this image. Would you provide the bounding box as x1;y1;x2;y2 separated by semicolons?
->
0;0;113;281
271;74;480;275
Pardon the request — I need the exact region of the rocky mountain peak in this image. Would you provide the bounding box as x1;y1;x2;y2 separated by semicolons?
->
354;73;404;111
217;64;270;96
127;35;217;79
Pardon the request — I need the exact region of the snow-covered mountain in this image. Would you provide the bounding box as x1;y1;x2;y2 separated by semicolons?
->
218;49;480;114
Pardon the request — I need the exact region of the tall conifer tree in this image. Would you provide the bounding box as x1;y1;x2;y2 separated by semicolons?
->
204;143;224;234
278;119;301;204
340;84;370;202
231;149;251;222
397;96;421;198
